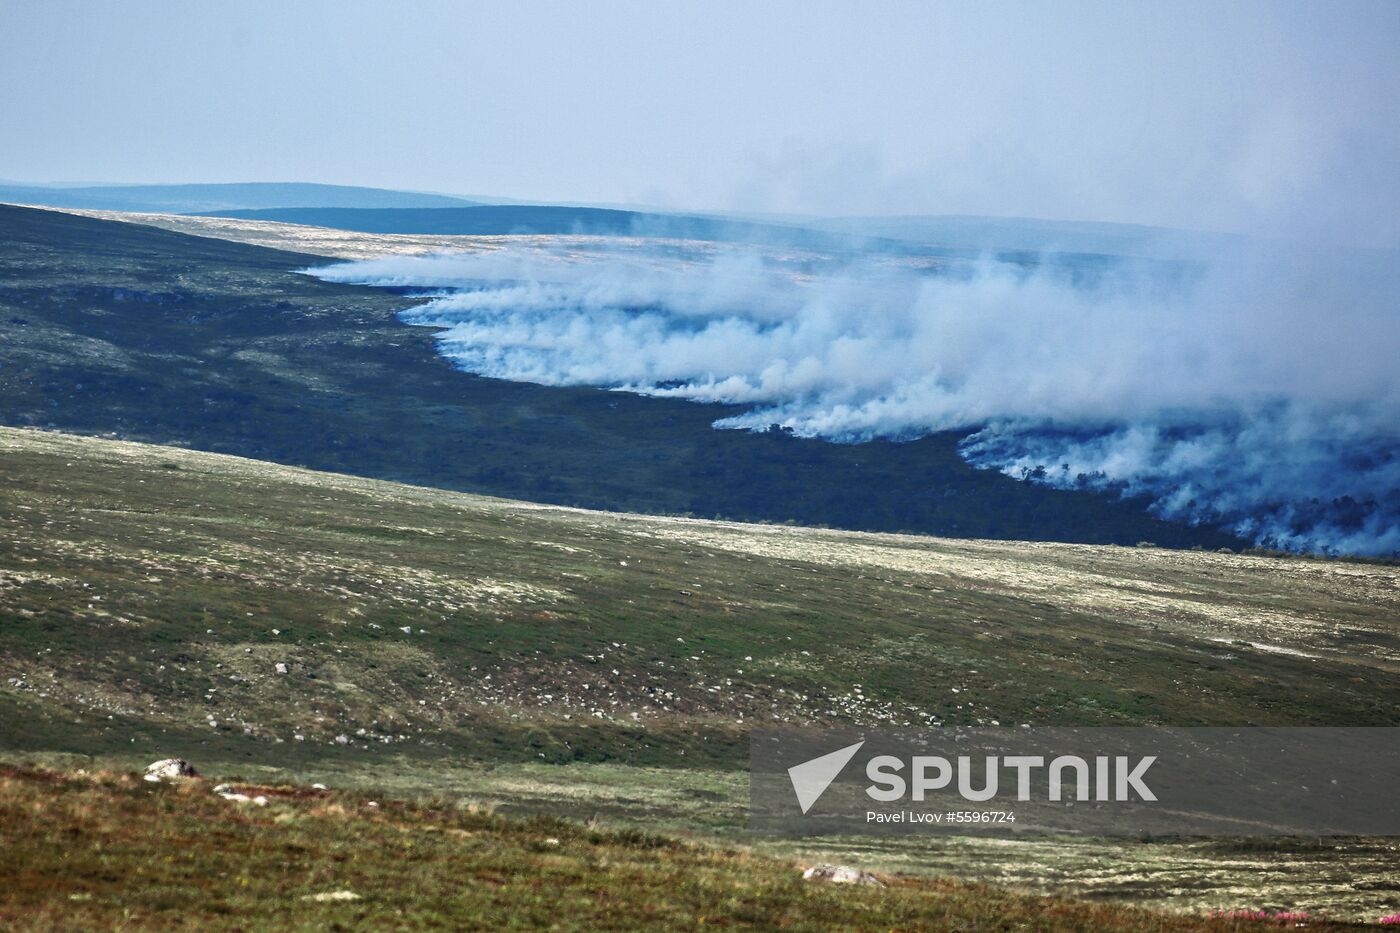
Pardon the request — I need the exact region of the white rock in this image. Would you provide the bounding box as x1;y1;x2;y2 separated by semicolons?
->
302;890;362;902
275;663;288;674
801;864;883;886
143;758;198;782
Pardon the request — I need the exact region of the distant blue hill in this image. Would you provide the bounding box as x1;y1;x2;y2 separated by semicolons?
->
200;205;948;255
0;182;477;213
204;204;662;235
201;206;1175;281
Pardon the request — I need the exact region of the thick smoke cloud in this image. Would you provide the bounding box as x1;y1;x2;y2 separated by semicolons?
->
312;241;1399;556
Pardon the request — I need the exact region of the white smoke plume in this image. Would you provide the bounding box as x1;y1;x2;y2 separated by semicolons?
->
311;238;1400;556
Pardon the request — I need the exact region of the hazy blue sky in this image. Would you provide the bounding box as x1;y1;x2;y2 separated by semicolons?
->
3;1;1398;242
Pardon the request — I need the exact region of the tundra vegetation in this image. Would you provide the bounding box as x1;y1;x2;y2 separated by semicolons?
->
2;427;1399;925
3;763;1333;931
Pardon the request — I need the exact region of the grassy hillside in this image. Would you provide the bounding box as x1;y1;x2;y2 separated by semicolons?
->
0;182;477;212
0;204;1237;547
4;766;1310;932
43;208;552;259
8;426;1396;769
3;428;1400;922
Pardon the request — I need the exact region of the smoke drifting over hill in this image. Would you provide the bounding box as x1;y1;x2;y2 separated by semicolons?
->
314;241;1399;555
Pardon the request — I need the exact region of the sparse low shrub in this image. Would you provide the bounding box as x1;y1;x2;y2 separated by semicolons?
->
1209;909;1309;924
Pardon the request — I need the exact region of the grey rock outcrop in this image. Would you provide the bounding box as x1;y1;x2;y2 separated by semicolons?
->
143;758;199;782
801;864;883;886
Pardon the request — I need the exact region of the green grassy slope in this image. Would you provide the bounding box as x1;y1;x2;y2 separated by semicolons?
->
3;429;1400;922
0;203;1238;547
3;766;1304;932
3;426;1395;769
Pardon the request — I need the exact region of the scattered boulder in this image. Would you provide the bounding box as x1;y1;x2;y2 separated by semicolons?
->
275;662;288;674
143;758;199;782
801;864;883;886
302;890;362;902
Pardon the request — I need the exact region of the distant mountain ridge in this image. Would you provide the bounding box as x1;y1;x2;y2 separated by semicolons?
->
197;204;888;251
0;182;477;213
201;206;1233;267
0;180;1251;260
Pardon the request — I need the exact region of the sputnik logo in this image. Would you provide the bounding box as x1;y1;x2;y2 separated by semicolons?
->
787;740;865;814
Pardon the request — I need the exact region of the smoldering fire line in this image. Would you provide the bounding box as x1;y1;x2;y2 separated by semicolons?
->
312;238;1400;556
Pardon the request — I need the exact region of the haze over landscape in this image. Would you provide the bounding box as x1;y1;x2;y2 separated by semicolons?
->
3;2;1400;929
4;0;1396;555
3;1;1398;245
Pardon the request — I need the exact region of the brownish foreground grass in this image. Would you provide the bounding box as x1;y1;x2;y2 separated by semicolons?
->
0;765;1348;932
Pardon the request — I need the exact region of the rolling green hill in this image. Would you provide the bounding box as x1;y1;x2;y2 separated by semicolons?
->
2;427;1398;921
0;204;1237;548
4;425;1397;763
